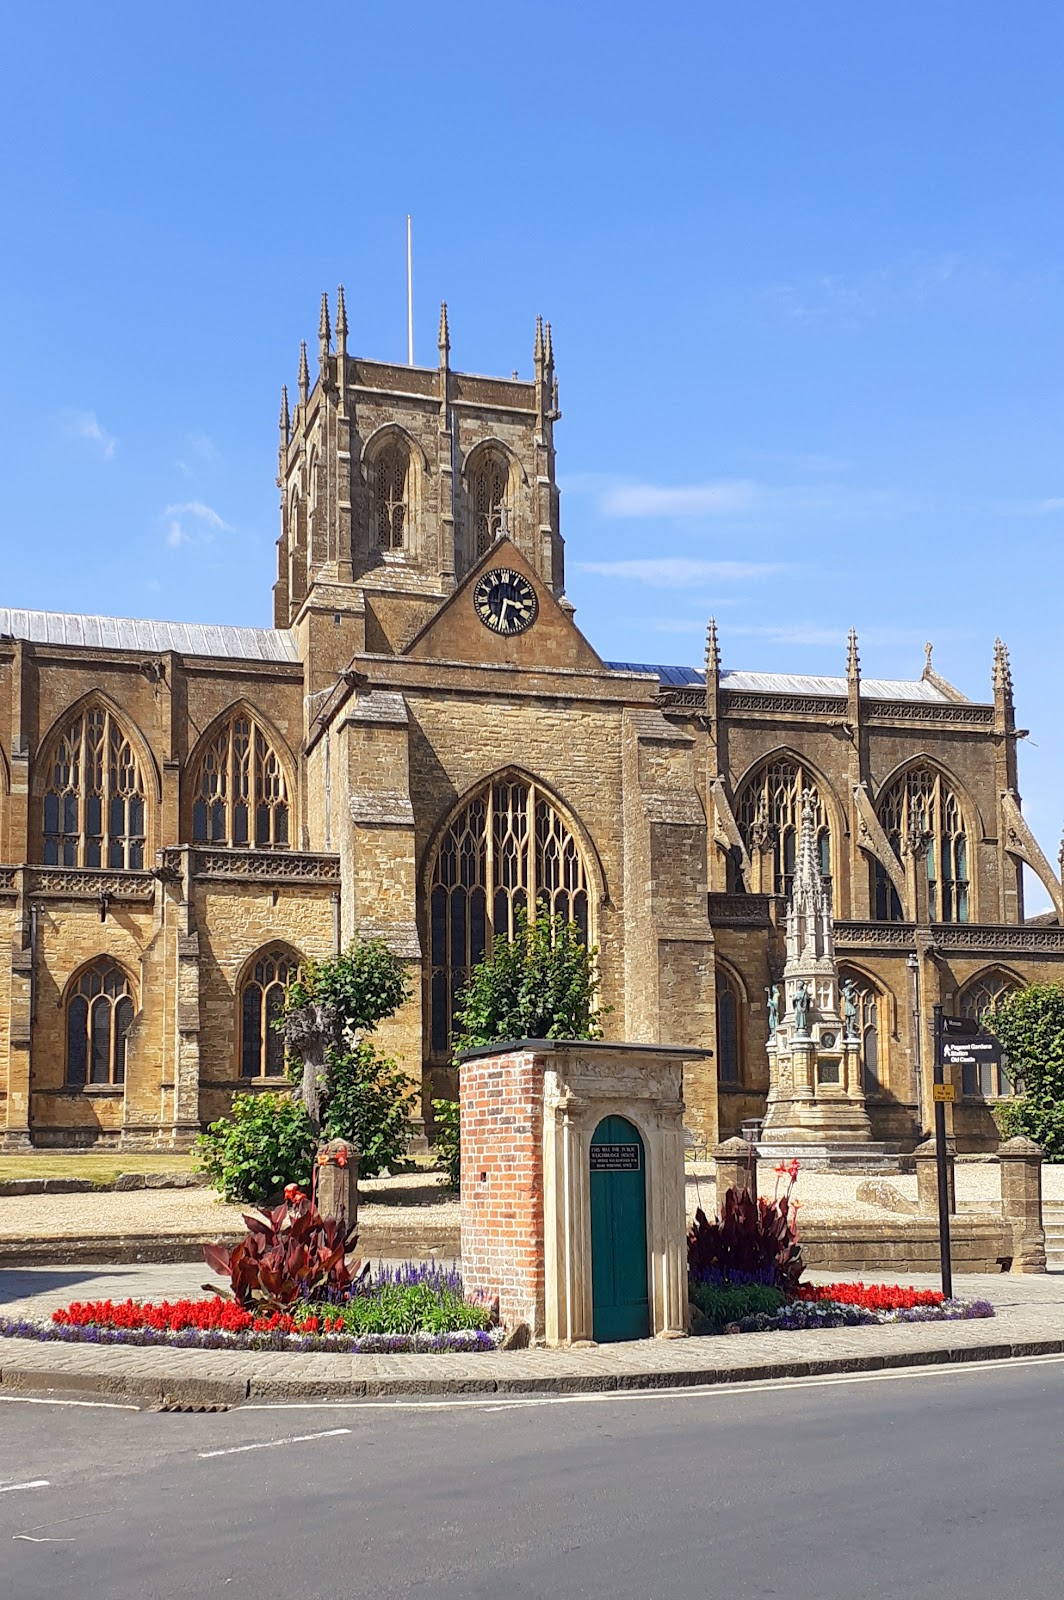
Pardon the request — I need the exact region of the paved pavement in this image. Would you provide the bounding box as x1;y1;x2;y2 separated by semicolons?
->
2;1353;1064;1598
1;1261;1062;1404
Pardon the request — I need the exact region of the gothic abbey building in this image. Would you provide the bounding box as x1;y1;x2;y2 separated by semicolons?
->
1;290;1061;1154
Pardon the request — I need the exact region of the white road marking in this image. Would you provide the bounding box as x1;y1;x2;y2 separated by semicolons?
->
0;1481;50;1495
198;1427;351;1459
13;1534;74;1543
0;1396;139;1411
240;1352;1064;1413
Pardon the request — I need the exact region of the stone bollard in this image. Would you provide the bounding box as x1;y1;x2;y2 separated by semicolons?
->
714;1136;758;1207
315;1138;360;1232
998;1135;1046;1273
914;1135;955;1216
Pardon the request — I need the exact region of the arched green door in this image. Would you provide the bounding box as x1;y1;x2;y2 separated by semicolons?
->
590;1115;650;1342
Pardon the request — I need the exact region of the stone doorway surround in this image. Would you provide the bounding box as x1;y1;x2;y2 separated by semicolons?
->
459;1040;708;1346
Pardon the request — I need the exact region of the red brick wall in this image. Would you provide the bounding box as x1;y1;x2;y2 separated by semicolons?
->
460;1049;546;1337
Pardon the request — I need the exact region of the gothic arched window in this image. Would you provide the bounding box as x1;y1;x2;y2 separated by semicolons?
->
716;967;741;1084
874;766;969;923
374;440;409;551
737;760;832;900
240;947;298;1078
42;706;147;869
958;971;1019;1097
190;714;290;849
839;967;882;1096
427;776;592;1058
66;959;135;1087
470;452;510;559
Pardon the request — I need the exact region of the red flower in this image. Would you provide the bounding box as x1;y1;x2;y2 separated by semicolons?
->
335;1147;348;1168
284;1183;307;1203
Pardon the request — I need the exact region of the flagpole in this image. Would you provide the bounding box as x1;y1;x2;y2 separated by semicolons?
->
406;214;414;366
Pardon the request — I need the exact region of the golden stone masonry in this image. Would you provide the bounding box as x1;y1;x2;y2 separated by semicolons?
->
1;293;1060;1154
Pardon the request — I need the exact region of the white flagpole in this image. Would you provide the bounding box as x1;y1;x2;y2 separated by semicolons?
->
406;214;414;366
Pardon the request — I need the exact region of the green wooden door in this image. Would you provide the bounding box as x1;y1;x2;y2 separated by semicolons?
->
590;1115;650;1342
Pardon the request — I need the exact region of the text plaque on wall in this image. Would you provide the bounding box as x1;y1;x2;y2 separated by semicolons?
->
590;1143;642;1172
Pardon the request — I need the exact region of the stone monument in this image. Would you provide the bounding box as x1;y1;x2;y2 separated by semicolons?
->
759;794;898;1171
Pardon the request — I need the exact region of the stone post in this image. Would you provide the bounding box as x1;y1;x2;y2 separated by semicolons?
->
315;1138;360;1231
998;1135;1046;1274
914;1134;955;1216
714;1135;757;1206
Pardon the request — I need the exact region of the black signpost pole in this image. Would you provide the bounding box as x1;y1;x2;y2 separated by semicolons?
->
931;1003;953;1300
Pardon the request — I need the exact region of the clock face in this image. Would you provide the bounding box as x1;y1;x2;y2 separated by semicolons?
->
473;567;538;636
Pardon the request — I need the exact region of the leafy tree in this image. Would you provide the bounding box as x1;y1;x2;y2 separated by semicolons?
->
451;907;605;1055
983;982;1064;1160
320;1043;419;1178
194;1093;315;1205
431;1097;461;1189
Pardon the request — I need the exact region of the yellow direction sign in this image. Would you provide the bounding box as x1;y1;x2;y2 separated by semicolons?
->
933;1083;956;1103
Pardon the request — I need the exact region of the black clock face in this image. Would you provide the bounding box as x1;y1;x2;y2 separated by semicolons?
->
473;568;538;635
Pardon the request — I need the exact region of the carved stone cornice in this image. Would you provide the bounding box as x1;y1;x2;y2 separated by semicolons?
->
720;691;846;718
834;921;917;948
26;867;156;901
865;701;994;725
654;687;706;711
707;892;775;926
187;848;342;886
933;924;1064;955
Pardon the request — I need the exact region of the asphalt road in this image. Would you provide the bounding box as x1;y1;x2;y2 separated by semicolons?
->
1;1356;1061;1600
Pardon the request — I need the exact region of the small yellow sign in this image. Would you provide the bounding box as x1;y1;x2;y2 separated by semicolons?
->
933;1083;956;1103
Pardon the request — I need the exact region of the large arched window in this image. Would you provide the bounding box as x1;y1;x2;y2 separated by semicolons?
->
874;765;969;923
240;947;299;1078
839;966;882;1097
374;439;409;551
737;760;832;899
190;713;290;849
958;971;1019;1098
716;967;742;1085
470;451;510;559
66;959;135;1088
427;776;592;1058
42;706;147;869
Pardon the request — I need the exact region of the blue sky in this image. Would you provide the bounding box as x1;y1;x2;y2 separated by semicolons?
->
3;3;1062;896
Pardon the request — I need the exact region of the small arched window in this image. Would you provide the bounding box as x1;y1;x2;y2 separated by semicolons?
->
43;706;146;869
958;972;1019;1097
374;440;409;551
66;960;134;1088
737;760;832;900
470;452;510;559
839;967;882;1096
716;968;741;1084
191;713;290;849
240;947;299;1078
874;765;969;923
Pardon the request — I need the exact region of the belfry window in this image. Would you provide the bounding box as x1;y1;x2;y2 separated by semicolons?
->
191;714;290;849
471;454;509;558
737;760;831;900
427;777;591;1058
65;960;134;1088
240;948;298;1078
874;766;969;923
43;706;146;869
374;440;409;551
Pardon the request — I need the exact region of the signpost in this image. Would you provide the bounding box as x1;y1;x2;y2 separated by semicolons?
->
931;1008;1004;1299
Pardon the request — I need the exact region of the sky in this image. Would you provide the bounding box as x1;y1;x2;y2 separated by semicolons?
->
2;3;1062;898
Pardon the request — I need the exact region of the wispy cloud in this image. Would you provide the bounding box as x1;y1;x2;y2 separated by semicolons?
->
176;432;222;475
1033;497;1064;514
61;409;117;460
765;249;1054;328
600;480;757;518
582;474;910;525
164;500;233;548
574;558;784;587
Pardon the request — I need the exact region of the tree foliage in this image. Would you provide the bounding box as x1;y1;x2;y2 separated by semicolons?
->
984;982;1064;1159
451;908;605;1056
319;1043;419;1178
195;1093;316;1205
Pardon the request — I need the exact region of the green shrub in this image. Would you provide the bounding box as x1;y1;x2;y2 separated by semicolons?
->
195;1093;315;1205
431;1097;461;1189
319;1043;418;1178
299;1283;491;1337
984;982;1064;1160
688;1279;787;1330
452;906;605;1054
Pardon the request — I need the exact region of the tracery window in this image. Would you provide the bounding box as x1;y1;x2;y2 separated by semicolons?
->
42;706;146;869
65;960;134;1088
240;947;298;1078
839;967;882;1096
470;453;509;558
374;440;409;551
716;968;741;1085
428;777;591;1058
874;766;969;923
190;714;290;849
736;760;832;900
958;972;1018;1097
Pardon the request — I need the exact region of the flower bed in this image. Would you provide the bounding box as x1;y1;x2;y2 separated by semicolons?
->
797;1281;945;1312
727;1297;994;1335
0;1263;502;1355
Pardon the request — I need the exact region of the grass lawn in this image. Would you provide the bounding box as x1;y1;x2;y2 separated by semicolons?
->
0;1153;197;1183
